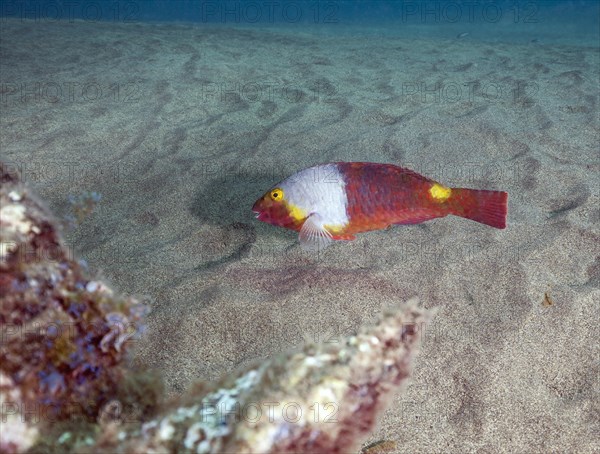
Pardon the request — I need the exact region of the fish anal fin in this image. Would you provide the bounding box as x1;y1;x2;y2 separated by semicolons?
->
392;211;444;226
331;233;356;241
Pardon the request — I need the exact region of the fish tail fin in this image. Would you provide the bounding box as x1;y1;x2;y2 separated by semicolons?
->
449;188;508;229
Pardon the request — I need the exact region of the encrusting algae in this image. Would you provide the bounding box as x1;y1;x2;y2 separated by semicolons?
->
0;162;432;453
0;164;152;453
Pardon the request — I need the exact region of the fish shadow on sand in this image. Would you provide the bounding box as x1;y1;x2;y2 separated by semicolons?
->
189;171;295;269
190;171;287;226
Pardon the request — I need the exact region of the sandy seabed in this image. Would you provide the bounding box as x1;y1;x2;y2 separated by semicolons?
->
1;16;598;453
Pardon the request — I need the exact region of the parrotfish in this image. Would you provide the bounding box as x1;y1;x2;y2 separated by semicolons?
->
252;162;508;251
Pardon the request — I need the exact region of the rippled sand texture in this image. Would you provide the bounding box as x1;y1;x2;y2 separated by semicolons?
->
1;18;598;453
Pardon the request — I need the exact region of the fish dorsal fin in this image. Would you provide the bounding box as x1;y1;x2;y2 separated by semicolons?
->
299;213;333;252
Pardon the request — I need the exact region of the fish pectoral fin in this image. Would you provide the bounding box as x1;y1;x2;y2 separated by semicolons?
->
299;213;333;252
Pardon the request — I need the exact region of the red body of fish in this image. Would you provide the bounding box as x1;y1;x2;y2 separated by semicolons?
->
337;162;507;233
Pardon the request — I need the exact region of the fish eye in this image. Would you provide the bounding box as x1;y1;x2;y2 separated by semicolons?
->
270;188;284;201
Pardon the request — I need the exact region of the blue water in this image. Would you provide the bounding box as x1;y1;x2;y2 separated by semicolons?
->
1;0;598;33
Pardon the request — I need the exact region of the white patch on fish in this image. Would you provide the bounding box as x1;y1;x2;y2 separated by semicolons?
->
279;163;349;228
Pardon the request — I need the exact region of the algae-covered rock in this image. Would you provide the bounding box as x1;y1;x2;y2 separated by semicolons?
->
91;300;430;453
0;163;149;453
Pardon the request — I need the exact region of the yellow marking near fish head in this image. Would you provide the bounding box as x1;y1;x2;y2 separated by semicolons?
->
268;186;308;222
287;203;307;221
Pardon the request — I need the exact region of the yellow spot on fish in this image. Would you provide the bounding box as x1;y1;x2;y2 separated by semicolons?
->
325;224;345;234
287;203;307;221
429;183;452;202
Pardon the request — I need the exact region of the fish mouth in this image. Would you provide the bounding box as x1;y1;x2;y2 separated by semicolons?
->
252;199;264;219
252;210;262;220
